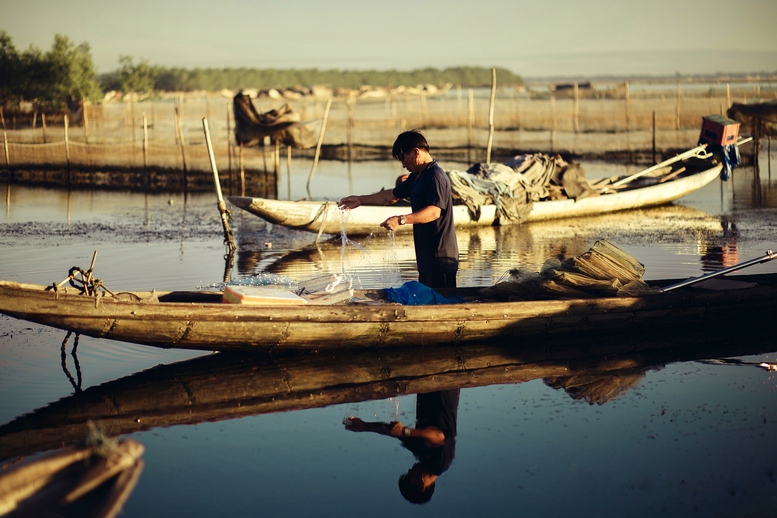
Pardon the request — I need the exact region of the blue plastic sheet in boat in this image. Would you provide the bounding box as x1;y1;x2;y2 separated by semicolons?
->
384;281;465;305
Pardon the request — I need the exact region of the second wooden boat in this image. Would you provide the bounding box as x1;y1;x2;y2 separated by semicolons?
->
228;144;724;235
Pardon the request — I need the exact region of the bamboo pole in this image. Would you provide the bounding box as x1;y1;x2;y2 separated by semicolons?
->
142;114;148;169
202;118;236;253
624;81;630;131
347;94;354;162
3;130;9;167
390;96;398;130
83;103;89;144
573;82;580;133
550;128;555;154
421;91;428;127
661;250;777;292
239;142;245;196
64;114;70;168
83;104;92;166
675;80;681;130
726;83;731;108
306;98;332;197
467;88;474;164
486;68;496;164
286;145;292;201
262;136;268;176
274;138;281;198
652;111;657;164
174;106;187;183
550;94;557;153
226;103;232;195
130;98;136;144
611;143;711;188
754;120;760;170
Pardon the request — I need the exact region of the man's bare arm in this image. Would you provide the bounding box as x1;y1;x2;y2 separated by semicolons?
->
339;189;398;210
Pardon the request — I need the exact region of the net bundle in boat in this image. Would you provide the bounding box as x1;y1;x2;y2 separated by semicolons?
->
480;239;658;301
554;239;645;282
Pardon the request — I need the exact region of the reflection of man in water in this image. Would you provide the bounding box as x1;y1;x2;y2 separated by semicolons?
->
701;217;740;271
344;389;459;504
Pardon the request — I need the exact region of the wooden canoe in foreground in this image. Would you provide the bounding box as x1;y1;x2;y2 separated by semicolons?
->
227;152;722;235
1;328;774;462
0;273;776;352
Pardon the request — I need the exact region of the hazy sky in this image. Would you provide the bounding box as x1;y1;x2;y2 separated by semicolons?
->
3;0;776;78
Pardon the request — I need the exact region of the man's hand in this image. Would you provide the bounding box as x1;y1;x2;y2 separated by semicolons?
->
343;416;368;431
380;215;403;231
338;196;361;210
343;417;405;437
388;421;405;438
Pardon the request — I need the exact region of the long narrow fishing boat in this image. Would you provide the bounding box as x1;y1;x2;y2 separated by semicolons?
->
228;143;730;235
0;264;775;352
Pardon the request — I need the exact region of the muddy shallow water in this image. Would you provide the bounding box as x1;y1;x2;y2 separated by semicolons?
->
1;157;777;517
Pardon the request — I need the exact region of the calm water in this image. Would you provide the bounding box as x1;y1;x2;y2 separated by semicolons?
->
2;156;777;517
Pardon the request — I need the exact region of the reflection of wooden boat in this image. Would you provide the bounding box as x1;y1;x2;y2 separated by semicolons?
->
228;146;723;235
1;329;773;462
0;274;776;352
259;206;725;281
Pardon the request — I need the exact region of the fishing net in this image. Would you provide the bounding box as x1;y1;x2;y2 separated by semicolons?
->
448;154;599;225
480;239;659;301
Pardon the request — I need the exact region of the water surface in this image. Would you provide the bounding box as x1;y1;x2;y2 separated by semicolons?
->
1;158;777;517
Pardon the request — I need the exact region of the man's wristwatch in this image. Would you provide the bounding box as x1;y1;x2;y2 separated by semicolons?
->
399;215;406;225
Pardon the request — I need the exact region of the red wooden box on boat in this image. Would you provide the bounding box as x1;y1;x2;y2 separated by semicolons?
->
699;115;740;146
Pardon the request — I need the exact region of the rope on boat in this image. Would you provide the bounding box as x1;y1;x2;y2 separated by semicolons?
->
45;250;117;299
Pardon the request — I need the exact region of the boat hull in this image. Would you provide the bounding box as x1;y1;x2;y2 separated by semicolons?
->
227;165;722;235
0;274;774;352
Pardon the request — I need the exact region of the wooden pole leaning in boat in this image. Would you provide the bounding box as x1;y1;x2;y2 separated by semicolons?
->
660;250;776;292
609;143;711;188
609;136;755;190
306;97;332;198
486;67;496;164
2;130;9;168
202;118;236;253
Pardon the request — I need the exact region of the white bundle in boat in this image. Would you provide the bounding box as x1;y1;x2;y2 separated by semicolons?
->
298;274;354;304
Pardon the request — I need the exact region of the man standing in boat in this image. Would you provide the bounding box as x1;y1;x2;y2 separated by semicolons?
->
339;130;459;288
